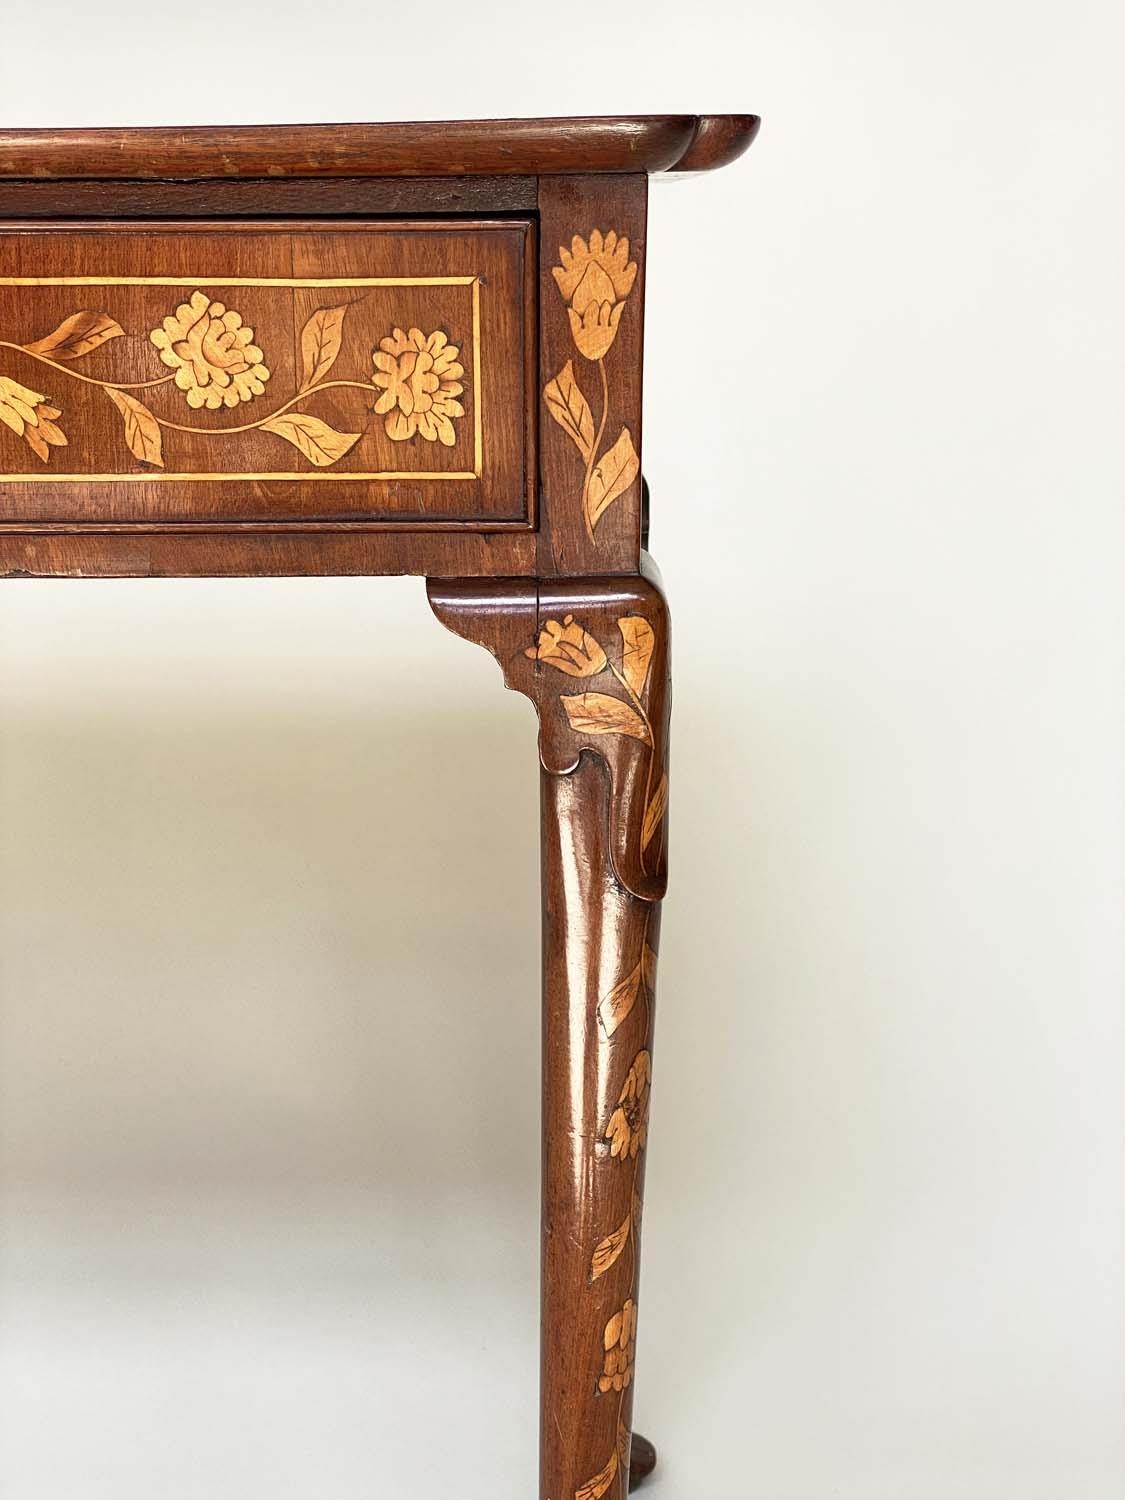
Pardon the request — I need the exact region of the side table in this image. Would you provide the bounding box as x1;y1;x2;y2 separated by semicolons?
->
0;113;760;1498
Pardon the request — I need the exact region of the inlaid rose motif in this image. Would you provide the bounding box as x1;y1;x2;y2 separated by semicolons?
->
552;229;637;361
4;294;473;476
605;1050;651;1161
525;614;608;677
150;292;270;410
371;326;465;446
0;375;67;462
598;1299;637;1395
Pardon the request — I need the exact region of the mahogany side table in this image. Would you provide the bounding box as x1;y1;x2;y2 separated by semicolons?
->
0;114;759;1499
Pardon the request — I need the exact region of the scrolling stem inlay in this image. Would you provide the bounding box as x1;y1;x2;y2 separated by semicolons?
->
544;229;640;542
0;277;483;481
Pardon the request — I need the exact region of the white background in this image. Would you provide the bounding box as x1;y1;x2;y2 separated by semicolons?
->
1;3;1122;1496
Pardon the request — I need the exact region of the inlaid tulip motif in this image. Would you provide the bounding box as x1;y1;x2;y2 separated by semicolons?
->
605;1051;651;1162
526;609;667;877
544;227;641;542
599;1299;638;1395
528;613;609;677
553;228;637;362
529;604;664;1500
0;375;67;463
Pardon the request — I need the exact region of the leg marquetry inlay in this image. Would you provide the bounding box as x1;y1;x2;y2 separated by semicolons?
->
428;566;669;1500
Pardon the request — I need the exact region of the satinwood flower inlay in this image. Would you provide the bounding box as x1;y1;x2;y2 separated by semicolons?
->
150;291;270;410
0;298;474;472
0;375;67;463
526;613;609;677
544;226;641;541
605;1051;651;1161
527;612;666;875
598;1299;637;1396
527;602;665;1500
371;326;465;446
552;229;637;362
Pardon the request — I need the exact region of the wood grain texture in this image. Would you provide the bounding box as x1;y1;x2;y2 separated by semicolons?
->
0;116;758;182
0;115;756;1490
668;112;762;173
0;529;538;578
628;1433;657;1487
0;177;540;219
0;220;533;530
0;126;758;576
428;566;669;1500
537;177;647;578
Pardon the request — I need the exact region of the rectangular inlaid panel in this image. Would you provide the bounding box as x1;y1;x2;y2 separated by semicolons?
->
0;220;535;531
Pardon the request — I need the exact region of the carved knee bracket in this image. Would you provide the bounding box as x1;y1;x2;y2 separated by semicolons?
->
427;570;669;904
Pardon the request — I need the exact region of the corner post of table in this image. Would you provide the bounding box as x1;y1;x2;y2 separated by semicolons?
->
426;565;669;1500
429;160;668;1499
534;173;649;577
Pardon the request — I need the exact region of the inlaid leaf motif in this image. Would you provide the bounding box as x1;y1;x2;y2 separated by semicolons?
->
585;426;639;531
260;411;361;468
641;772;669;851
298;304;347;392
642;942;658;992
575;1449;618;1500
24;311;124;361
561;692;650;743
618;615;655;697
105;387;163;468
599;961;642;1037
544;358;594;462
590;1210;632;1281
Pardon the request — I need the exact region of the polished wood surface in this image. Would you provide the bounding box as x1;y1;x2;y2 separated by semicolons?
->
0;176;541;220
429;568;668;1500
671;112;763;173
0;117;759;579
0;115;759;181
628;1433;657;1487
0;221;532;529
0;114;759;1495
0;188;649;575
537;177;647;576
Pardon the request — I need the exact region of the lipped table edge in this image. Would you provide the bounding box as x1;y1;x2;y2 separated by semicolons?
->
0;114;761;181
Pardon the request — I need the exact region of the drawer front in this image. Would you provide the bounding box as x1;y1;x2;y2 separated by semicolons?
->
0;220;534;530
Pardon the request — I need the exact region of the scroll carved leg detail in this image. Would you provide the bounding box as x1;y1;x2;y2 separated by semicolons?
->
427;568;669;1500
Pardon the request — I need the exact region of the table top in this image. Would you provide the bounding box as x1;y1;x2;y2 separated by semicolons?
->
0;115;759;581
0;115;760;181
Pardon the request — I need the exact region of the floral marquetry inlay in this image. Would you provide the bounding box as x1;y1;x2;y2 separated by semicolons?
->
544;228;641;541
150;291;271;411
605;1050;651;1162
371;326;466;447
427;572;668;1500
0;293;474;476
0;376;66;463
0;221;529;507
526;609;668;883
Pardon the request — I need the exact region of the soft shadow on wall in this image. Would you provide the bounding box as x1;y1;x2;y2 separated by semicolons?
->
0;576;545;1498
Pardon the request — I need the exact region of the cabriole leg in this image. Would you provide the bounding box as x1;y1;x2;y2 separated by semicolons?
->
428;568;669;1499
